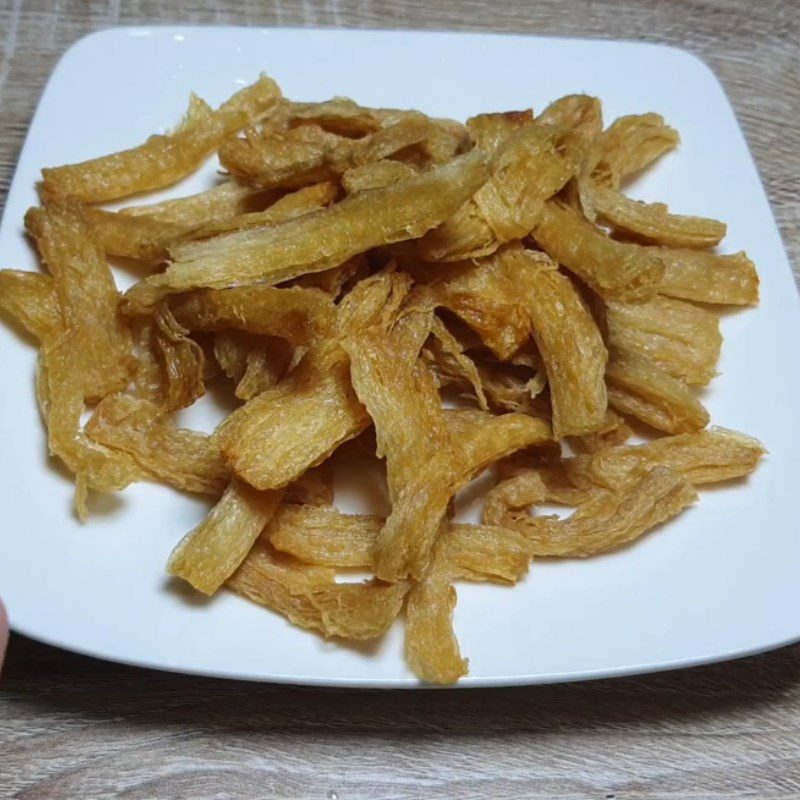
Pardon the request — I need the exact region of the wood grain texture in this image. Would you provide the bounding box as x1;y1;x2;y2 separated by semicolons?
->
0;1;798;798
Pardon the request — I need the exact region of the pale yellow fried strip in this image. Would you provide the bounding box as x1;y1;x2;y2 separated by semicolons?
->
229;544;408;640
167;478;284;595
466;109;534;154
606;348;709;435
522;466;697;557
405;531;468;685
536;95;603;140
575;427;766;489
341;161;419;194
506;246;608;437
483;470;548;527
531;201;665;303
126;151;488;308
605;296;721;385
428;316;488;410
152;303;206;411
85;394;229;496
41;76;281;202
658;249;759;306
585;183;726;249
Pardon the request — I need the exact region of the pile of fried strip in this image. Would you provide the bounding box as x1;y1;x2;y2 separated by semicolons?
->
0;75;765;683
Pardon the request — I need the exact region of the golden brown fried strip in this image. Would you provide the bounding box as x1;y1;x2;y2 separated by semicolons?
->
605;296;721;385
86;394;229;495
522;466;697;557
606;348;709;434
0;269;60;342
658;249;759;306
405;531;468;685
288;97;383;137
126;151;488;308
574;427;766;489
26;202;133;402
120;181;264;227
170;285;335;345
419;126;571;261
568;409;633;455
531;201;665;303
536;95;603;140
82;208;190;261
167;478;284;595
465;110;534;153
428;316;488;410
505;246;608;437
41;76;281;202
229;543;408;640
584;183;726;249
341;160;419;194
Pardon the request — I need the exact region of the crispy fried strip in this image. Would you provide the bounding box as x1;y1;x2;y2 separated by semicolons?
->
658;249;759;306
86;394;229;495
506;246;608;437
26;202;133;401
585;183;726;249
428;316;488;410
167;478;284;595
341;160;419;194
405;531;468;685
152;303;205;410
574;427;766;489
606;348;709;434
0;269;60;342
532;201;664;302
605;296;721;385
466;110;534;154
170;285;335;345
41;76;281;202
229;543;408;640
82;208;190;260
522;467;697;557
126;151;488;308
419;126;571;261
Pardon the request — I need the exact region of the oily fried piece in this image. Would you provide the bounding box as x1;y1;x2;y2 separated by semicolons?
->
269;505;531;585
584;183;726;249
289;255;366;299
127;151;488;307
218;271;410;490
531;201;665;303
288;97;383;137
606;348;709;434
152;303;205;410
86;393;229;495
424;256;530;360
341;160;419;194
506;246;607;437
465;110;534;153
38;331;143;518
170;285;335;345
120;181;267;227
41;76;281;202
523;466;697;557
405;532;468;685
658;248;759;306
588;113;680;189
26;202;133;401
419;126;571;261
536;95;603;140
167;478;284;595
0;269;60;342
605;296;721;385
193;181;339;239
82;208;190;261
235;337;294;401
229;542;407;640
219;124;348;188
568;409;633;455
576;427;766;489
347;327;550;581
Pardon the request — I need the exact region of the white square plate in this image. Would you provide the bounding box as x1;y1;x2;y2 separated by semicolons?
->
1;27;799;688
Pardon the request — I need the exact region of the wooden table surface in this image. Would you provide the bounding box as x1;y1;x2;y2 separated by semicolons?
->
1;1;798;797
